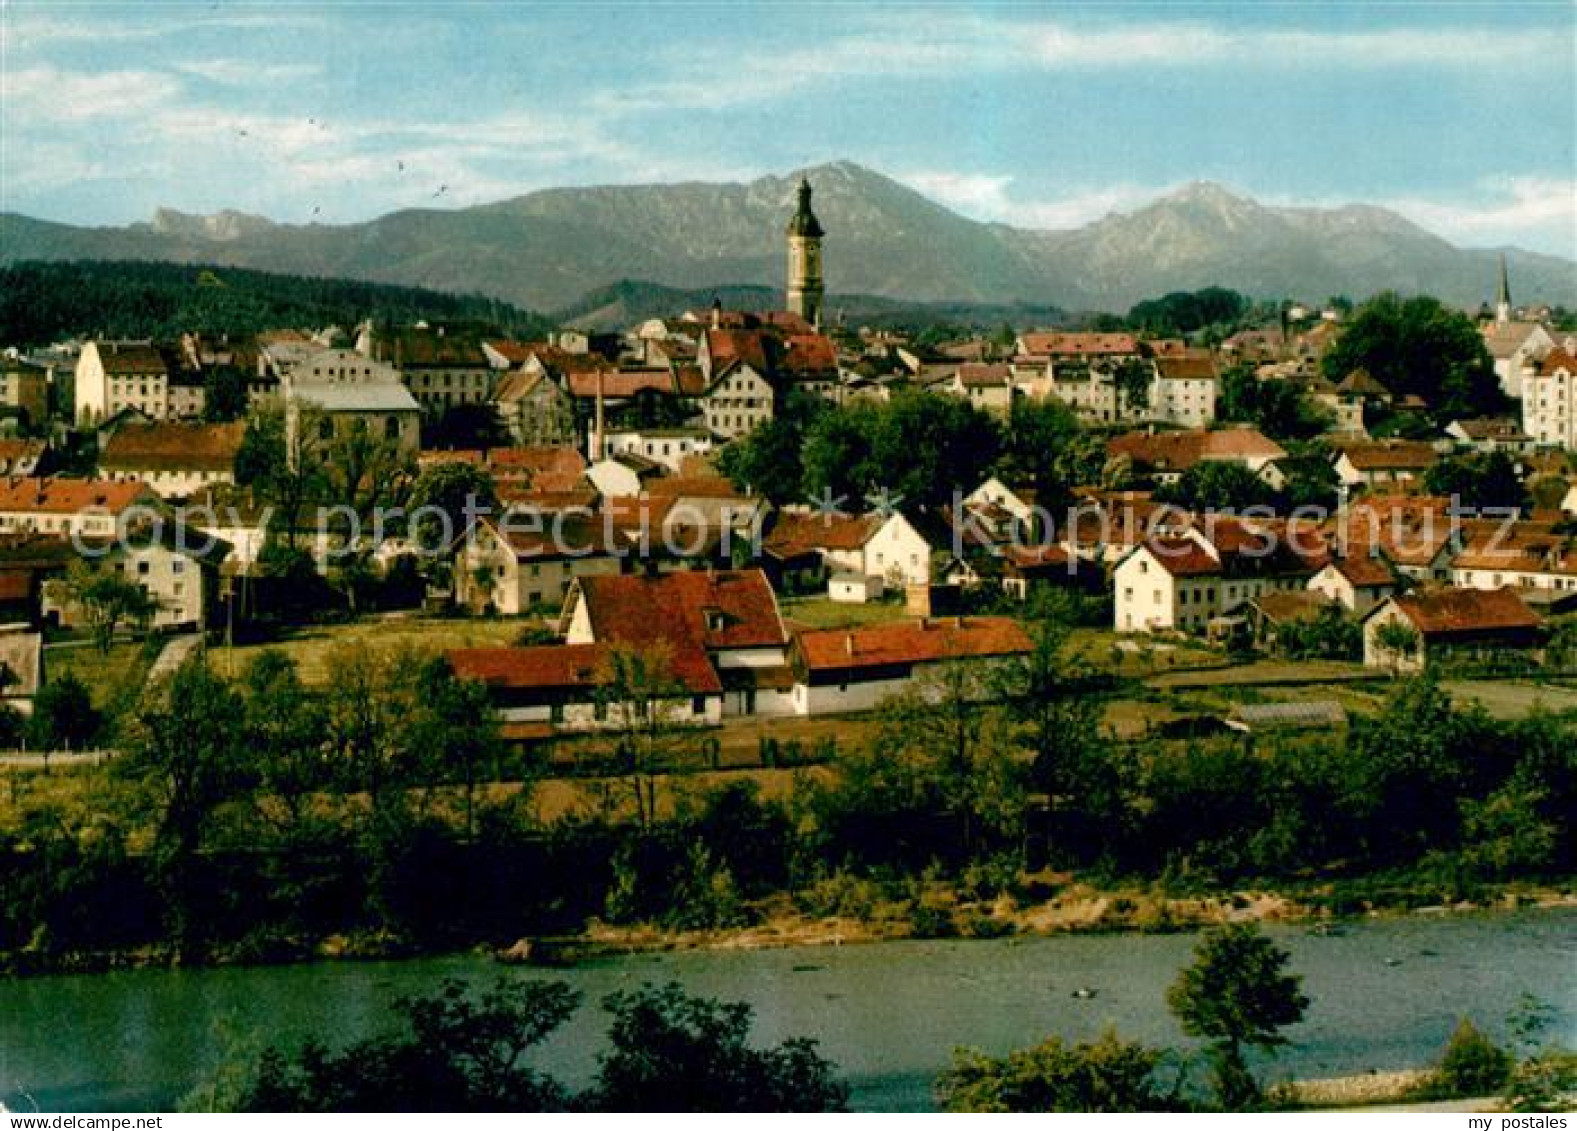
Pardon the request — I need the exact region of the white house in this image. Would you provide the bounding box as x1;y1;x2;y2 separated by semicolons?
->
1520;347;1577;450
560;568;794;718
1113;519;1322;634
764;510;935;594
790;616;1032;716
454;515;623;615
44;526;228;632
603;427;714;475
1306;554;1398;616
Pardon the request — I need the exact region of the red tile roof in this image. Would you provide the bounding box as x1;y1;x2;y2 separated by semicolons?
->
91;342;169;376
486;339;551;365
1018;332;1139;358
100;420;245;474
0;477;157;515
778;333;839;378
796;616;1031;673
765;511;881;556
705;328;772;376
1337;440;1439;471
1155;354;1218;381
566;368;675;399
1325;553;1396;588
572;568;786;654
1537;347;1577;375
956;362;1013;388
1107;428;1285;472
1390;586;1541;637
1140;536;1222;577
488;446;587;484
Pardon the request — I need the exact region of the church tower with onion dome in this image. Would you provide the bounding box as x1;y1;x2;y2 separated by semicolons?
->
785;177;825;328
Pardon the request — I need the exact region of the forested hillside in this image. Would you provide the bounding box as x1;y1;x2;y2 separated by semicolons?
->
0;260;552;347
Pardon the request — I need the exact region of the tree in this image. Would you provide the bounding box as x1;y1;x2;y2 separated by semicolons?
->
1001;397;1081;503
1113;358;1152;414
1416;1018;1513;1099
587;982;848;1112
1218;365;1326;440
203;366;248;422
1166;922;1309;1109
1372;620;1421;673
425;403;509;451
939;1029;1184;1112
46;561;159;653
869;659;1025;862
407;460;499;553
716;388;825;505
1155;461;1276;512
411;655;502;841
238;978;580;1112
120;655;248;952
999;621;1118;864
1422;451;1525;513
595;643;700;831
241;649;329;834
802;390;1001;509
25;672;102;750
1321;292;1501;421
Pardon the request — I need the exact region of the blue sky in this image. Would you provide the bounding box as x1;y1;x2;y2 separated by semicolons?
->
3;1;1574;256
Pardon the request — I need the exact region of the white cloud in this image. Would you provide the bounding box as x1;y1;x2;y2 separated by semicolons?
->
596;14;1561;113
2;64;182;121
174;60;322;86
897;170;1168;230
1377;177;1577;255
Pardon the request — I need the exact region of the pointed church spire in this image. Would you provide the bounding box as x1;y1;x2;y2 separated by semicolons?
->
1496;254;1512;323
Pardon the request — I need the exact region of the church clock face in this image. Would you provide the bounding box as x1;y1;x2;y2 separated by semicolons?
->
804;243;821;277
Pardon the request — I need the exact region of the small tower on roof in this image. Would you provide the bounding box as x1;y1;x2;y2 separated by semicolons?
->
785;177;825;329
1496;253;1512;324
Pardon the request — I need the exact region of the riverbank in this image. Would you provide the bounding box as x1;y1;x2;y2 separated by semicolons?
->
6;875;1573;977
534;880;1577;964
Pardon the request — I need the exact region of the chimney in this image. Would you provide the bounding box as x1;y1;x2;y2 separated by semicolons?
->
593;368;606;461
844;632;854;658
711;298;722;331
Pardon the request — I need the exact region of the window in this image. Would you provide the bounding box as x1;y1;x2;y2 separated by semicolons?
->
550;703;564;724
691;695;706;715
137;561;150;576
172;559;184;574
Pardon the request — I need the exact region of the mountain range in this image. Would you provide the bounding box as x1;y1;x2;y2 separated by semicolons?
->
2;161;1570;318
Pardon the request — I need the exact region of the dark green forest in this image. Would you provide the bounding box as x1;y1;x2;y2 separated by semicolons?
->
0;260;553;347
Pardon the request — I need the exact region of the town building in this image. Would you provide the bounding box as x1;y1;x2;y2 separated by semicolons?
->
1331;440;1440;492
1520;347;1577;450
73;341;205;424
1361;586;1542;671
1113;518;1322;633
0;478;161;540
453;514;622;615
560;568;793;719
0;354;51;427
785;178;825;328
790;616;1032;715
764;510;934;594
98;420;247;500
1106;427;1286;487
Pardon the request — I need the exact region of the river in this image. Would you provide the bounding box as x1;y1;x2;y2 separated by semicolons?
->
2;908;1574;1112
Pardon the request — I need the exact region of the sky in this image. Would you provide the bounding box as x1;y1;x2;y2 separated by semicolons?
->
2;1;1574;257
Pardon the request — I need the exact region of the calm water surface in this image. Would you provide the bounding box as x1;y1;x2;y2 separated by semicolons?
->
2;908;1573;1111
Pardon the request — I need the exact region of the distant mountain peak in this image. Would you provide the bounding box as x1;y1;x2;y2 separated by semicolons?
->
4;162;1571;313
1162;180;1249;207
148;207;274;241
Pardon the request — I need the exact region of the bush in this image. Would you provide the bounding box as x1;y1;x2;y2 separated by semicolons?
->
1414;1018;1514;1099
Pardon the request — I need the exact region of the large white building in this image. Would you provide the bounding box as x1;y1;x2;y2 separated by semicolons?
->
1521;347;1576;450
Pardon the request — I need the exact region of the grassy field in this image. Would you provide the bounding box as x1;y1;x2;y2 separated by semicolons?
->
1440;679;1577;720
43;640;158;707
779;597;910;630
212;614;538;685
